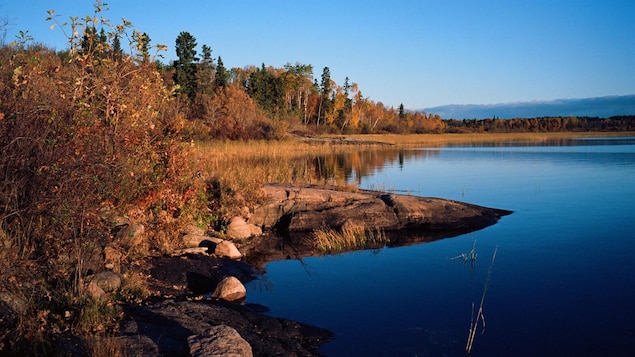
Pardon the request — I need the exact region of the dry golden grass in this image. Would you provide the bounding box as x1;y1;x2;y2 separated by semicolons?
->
186;139;359;204
312;222;387;253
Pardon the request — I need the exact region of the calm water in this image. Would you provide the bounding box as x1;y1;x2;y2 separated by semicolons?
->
246;137;635;356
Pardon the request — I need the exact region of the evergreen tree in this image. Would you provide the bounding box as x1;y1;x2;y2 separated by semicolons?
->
111;34;122;60
197;44;214;94
398;103;406;119
136;31;151;62
215;56;229;89
317;67;332;125
80;26;96;55
99;28;107;47
173;31;199;99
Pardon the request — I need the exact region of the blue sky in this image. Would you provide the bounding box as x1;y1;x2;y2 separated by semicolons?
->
2;0;634;110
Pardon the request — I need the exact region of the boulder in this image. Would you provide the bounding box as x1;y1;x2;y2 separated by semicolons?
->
86;271;122;292
213;240;242;260
117;223;145;248
226;216;261;240
211;276;246;301
188;325;253;357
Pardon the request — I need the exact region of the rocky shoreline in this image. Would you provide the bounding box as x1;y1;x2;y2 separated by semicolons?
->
113;184;511;356
1;184;511;356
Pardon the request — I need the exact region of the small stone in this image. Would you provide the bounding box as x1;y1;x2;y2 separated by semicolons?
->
213;240;242;260
211;276;246;301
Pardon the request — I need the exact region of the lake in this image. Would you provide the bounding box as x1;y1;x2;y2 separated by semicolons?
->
246;136;635;356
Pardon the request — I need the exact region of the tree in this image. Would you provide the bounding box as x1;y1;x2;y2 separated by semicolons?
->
317;67;332;125
173;31;198;99
215;56;229;89
398;103;406;119
134;31;151;62
197;44;214;94
80;26;96;55
282;62;314;123
111;34;122;60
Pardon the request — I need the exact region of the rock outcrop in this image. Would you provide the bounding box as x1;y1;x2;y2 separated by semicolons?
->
251;183;512;234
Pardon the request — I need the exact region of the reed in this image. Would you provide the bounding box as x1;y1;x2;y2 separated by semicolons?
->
466;245;498;355
451;239;478;265
312;222;387;253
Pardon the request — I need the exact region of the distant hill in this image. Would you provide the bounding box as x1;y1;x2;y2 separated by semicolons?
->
423;95;635;119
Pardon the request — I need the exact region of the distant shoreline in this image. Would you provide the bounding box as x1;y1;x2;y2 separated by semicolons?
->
328;132;635;146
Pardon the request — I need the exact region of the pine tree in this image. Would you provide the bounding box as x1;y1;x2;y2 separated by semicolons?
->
111;34;122;60
197;44;214;94
173;31;199;99
317;67;331;125
215;56;229;89
399;103;406;119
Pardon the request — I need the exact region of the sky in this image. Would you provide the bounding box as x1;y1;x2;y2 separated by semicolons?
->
1;0;635;110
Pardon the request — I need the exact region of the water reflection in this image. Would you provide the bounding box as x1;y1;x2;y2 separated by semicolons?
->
298;137;635;186
292;148;440;185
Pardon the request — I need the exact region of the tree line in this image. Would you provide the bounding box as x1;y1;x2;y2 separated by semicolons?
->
163;30;449;138
164;31;635;137
444;115;635;133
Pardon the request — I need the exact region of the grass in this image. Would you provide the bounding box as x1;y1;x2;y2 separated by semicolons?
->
185;138;364;219
312;222;388;253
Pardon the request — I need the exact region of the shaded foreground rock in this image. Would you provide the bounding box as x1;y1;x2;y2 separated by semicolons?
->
119;300;331;357
251;183;512;234
119;254;331;356
188;325;252;357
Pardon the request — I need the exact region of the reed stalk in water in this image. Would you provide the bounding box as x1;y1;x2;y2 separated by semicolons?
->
466;245;498;355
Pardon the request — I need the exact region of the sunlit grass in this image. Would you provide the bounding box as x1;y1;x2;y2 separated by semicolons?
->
312;222;387;253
